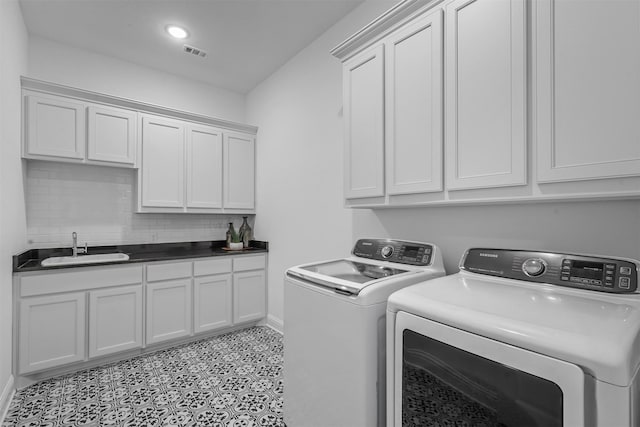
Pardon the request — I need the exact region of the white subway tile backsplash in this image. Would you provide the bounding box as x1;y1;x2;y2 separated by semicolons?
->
25;160;254;248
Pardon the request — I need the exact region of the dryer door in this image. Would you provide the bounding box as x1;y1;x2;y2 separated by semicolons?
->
391;311;585;427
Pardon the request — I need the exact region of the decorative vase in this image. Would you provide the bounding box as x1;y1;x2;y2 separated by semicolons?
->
226;222;239;248
239;216;253;248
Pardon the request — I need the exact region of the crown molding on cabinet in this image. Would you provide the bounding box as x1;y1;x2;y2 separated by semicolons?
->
21;77;258;135
330;0;443;61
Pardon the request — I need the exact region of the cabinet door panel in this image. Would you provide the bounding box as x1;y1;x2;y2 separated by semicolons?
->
19;292;86;374
535;0;640;182
146;279;192;344
89;285;143;358
343;45;385;199
87;105;136;164
445;0;526;190
187;125;223;208
233;270;266;324
141;115;185;208
25;94;85;160
224;133;255;209
194;275;233;333
386;11;444;195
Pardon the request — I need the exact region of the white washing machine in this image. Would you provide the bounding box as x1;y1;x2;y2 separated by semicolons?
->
387;248;640;427
284;238;446;427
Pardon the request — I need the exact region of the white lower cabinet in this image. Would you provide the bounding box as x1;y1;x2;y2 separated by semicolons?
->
14;253;266;382
89;285;143;358
19;292;86;374
146;279;193;345
233;270;266;324
193;274;233;333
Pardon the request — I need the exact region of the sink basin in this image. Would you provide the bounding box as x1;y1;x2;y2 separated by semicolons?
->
41;253;130;267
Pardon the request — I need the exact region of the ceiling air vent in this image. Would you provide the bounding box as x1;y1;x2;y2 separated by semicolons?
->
183;44;207;58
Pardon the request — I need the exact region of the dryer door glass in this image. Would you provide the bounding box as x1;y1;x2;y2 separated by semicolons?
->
402;330;563;426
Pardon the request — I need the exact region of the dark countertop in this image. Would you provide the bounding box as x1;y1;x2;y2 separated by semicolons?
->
13;240;268;273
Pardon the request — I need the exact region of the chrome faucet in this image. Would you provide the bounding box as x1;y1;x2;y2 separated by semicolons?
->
72;232;88;257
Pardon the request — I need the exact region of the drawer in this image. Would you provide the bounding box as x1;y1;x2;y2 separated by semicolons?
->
20;265;143;297
233;255;266;272
194;258;232;277
146;261;192;282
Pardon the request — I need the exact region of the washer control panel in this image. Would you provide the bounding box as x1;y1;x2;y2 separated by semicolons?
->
461;248;639;294
352;239;433;266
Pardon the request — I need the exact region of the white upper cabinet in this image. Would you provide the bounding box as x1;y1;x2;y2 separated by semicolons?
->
25;93;85;160
343;44;385;199
87;105;137;165
140;115;186;209
445;0;527;190
534;0;640;183
24;91;137;167
224;132;256;210
187;125;223;209
139;115;255;213
385;10;444;195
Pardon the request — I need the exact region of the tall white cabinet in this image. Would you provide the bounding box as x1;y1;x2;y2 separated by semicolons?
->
343;45;385;199
140;115;186;208
386;11;444;195
534;0;640;183
444;0;526;190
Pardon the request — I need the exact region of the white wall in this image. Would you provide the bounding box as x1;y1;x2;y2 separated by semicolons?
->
0;0;29;416
246;1;398;328
247;0;640;328
28;36;247;123
353;201;640;274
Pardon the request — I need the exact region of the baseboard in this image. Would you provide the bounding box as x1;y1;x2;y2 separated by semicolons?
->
0;375;15;424
266;314;283;334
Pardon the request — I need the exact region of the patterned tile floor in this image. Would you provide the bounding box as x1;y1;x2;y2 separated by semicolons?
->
2;327;284;427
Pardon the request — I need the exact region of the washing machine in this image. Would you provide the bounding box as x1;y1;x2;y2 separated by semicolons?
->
387;247;640;426
284;238;446;427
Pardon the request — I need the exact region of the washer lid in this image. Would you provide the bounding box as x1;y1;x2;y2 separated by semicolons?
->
287;259;415;295
388;272;640;386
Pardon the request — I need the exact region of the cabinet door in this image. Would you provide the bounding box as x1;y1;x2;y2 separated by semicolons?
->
343;44;385;199
233;270;266;324
224;132;255;210
87;105;137;165
193;274;233;333
187;125;223;209
146;279;192;344
141;115;185;208
19;292;86;374
535;0;640;182
88;285;143;358
386;10;444;195
445;0;526;190
25;93;85;160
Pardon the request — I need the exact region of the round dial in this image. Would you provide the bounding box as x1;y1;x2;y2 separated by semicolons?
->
522;258;547;277
381;245;394;259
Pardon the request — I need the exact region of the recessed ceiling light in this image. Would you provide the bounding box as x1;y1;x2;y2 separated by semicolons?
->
166;25;189;39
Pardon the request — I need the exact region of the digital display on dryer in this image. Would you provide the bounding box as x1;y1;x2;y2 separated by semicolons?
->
403;246;420;259
567;260;605;286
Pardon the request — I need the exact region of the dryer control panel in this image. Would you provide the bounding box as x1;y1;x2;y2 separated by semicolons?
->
352;239;433;266
461;248;639;294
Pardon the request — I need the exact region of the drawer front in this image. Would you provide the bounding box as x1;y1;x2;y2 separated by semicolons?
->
194;258;232;277
21;265;143;297
233;255;266;272
146;261;192;282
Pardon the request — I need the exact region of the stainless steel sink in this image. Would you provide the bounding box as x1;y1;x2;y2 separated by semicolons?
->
41;253;130;267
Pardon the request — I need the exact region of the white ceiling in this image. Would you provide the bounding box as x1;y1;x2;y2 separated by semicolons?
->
19;0;364;94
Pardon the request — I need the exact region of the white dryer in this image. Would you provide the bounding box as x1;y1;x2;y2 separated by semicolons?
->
284;238;446;427
387;248;640;427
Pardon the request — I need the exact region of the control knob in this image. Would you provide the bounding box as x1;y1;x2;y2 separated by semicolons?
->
522;258;547;277
381;245;394;259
